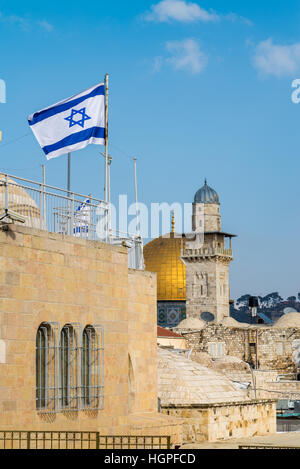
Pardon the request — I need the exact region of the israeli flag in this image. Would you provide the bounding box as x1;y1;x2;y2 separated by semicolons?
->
74;198;91;238
28;83;105;160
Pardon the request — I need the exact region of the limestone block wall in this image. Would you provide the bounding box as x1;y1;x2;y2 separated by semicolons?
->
128;269;158;415
162;400;277;443
256;380;300;400
192;203;221;233
182;325;300;372
185;260;230;323
0;224;161;436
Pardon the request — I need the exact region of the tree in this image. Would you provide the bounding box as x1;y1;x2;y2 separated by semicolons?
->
260;292;283;309
236;294;251;310
288;296;297;303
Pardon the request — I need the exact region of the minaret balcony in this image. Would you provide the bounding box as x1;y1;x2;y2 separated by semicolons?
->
181;247;233;260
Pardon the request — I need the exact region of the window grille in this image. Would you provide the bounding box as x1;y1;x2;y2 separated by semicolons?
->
59;323;81;411
36;323;103;413
82;325;104;410
36;323;59;412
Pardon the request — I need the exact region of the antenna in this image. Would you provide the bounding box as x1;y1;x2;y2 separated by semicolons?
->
133;157;140;237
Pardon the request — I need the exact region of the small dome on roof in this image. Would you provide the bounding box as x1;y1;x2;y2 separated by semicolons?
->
194;179;220;204
158;348;249;406
275;312;300;328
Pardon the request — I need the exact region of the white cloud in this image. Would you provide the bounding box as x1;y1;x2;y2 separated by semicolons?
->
37;20;54;32
165;38;208;74
0;12;30;31
152;56;164;73
225;13;253;27
144;0;219;23
0;11;53;32
253;39;300;77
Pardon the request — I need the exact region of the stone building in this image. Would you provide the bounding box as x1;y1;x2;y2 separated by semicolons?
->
183;180;236;324
143;217;186;328
158;348;276;443
0;223;182;447
144;180;236;327
177;317;300;374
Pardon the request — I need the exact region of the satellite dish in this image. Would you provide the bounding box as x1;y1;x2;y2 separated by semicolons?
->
201;312;215;323
284;307;297;315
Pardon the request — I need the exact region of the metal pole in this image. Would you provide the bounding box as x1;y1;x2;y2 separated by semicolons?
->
67;153;71;196
4;174;8;212
41;164;45;230
104;74;109;242
133;157;140;237
256;330;259;370
104;74;109;203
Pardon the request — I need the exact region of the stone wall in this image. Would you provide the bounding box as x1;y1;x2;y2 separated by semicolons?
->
162;400;277;443
182;325;300;373
192;203;221;233
185;259;230;324
252;371;300;400
128;269;158;415
0;224;182;445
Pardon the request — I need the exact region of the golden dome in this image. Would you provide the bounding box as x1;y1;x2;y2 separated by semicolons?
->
144;232;186;301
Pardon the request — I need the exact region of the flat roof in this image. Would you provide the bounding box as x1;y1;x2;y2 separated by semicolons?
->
204;231;237;238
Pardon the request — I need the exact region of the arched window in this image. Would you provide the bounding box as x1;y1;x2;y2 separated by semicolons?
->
82;325;104;410
36;323;58;412
60;324;80;410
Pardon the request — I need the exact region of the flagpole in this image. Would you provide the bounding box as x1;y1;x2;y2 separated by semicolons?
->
67;152;71;196
104;73;109;241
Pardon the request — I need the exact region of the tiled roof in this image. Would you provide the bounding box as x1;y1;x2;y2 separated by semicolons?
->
157;326;183;338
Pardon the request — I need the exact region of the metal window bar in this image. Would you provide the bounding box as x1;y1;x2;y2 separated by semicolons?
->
36;322;59;413
59;324;82;412
81;325;104;410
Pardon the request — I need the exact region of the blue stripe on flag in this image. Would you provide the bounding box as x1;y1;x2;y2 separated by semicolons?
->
42;126;105;155
29;85;105;126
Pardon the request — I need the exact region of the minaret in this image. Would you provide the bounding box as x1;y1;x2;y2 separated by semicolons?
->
182;180;236;324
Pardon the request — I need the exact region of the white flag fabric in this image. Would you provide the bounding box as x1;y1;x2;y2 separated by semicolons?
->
28;83;105;160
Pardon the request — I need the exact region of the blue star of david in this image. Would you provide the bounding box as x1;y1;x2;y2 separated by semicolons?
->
64;107;91;129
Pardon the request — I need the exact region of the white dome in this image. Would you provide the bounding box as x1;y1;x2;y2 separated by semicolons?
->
175;317;206;330
0;174;45;229
275;312;300;328
158;348;249;406
222;317;249;328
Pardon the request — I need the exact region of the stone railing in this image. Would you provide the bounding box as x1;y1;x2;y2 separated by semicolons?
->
181;247;233;259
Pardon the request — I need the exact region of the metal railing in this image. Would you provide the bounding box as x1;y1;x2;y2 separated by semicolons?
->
0;173;109;240
99;436;171;449
0;432;171;450
239;445;300;450
0;173;144;270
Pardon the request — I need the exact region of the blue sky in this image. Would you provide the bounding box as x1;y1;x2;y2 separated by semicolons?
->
0;0;300;299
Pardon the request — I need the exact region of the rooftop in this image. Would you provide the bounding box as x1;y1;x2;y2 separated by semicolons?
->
157;326;183;338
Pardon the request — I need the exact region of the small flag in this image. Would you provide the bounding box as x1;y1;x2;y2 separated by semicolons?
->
28;83;105;160
74;198;91;238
